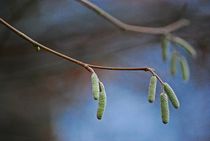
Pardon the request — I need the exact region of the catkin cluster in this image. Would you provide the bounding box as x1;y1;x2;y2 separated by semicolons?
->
161;34;196;81
148;75;180;124
91;72;180;124
91;72;107;120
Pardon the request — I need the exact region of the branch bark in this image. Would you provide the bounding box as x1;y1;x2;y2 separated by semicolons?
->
76;0;190;34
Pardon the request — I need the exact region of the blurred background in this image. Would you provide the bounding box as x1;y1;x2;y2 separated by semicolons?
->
0;0;210;141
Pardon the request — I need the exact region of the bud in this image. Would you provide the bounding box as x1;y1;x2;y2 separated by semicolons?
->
33;44;41;52
36;46;41;52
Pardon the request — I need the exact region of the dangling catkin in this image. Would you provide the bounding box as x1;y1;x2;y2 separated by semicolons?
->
163;83;180;109
91;73;100;100
172;36;196;57
160;92;169;124
170;52;177;76
97;82;107;120
161;36;169;61
180;57;190;81
148;76;157;103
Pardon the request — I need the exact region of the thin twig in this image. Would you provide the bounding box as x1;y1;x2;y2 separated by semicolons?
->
89;65;164;84
0;18;93;72
76;0;190;34
0;17;164;83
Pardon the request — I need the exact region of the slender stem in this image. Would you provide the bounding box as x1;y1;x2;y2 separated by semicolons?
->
76;0;190;35
89;64;164;84
0;17;164;84
149;69;164;85
0;18;94;72
89;65;150;71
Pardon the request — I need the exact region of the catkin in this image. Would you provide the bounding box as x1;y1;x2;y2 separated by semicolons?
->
148;76;157;103
161;36;169;61
97;82;107;120
163;83;180;109
170;52;177;76
160;93;169;124
91;73;100;100
180;57;190;81
173;36;196;57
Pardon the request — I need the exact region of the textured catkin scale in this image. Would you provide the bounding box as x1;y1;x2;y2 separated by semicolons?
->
148;76;157;103
91;73;100;100
97;82;107;120
160;93;169;124
180;57;190;81
170;52;177;76
173;36;196;57
163;83;180;109
161;36;169;61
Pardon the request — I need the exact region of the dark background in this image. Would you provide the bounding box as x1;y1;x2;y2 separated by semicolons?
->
0;0;210;141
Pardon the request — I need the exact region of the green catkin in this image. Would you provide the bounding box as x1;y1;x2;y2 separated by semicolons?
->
172;36;196;57
180;57;190;81
97;82;107;120
163;83;180;109
170;52;177;76
161;36;169;61
148;76;157;103
91;73;100;100
160;93;169;124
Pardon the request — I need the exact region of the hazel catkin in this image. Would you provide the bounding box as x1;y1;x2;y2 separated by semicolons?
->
161;36;169;61
180;57;190;81
172;36;196;57
91;73;100;100
160;92;169;124
163;83;180;109
148;76;157;103
170;52;177;76
97;82;107;120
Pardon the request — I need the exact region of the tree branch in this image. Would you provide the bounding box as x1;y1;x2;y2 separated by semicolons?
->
76;0;190;34
0;17;164;84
